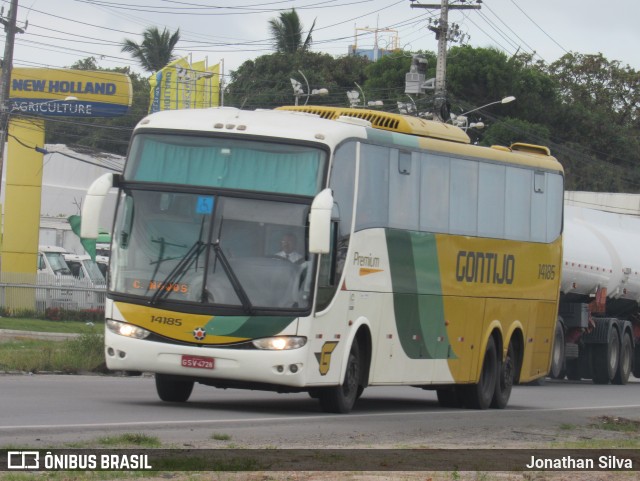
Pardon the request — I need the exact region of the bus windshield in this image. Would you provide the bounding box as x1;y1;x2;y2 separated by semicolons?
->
110;189;313;312
125;133;326;196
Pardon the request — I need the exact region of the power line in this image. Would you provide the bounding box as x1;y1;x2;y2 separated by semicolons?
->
508;0;568;55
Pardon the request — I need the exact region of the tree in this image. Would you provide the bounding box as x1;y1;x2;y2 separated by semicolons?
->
548;53;640;127
269;9;315;54
480;117;550;147
446;46;561;126
121;26;180;72
226;51;369;110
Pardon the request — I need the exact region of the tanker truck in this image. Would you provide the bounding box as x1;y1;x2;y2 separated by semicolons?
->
550;201;640;383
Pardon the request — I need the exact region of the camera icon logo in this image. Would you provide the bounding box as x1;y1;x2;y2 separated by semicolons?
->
7;451;40;470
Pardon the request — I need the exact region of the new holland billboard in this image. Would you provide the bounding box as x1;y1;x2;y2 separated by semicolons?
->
9;68;132;117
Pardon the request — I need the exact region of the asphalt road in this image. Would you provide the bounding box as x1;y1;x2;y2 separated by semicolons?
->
1;374;639;449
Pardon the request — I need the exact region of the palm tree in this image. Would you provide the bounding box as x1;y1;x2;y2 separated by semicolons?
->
121;26;181;72
269;9;316;54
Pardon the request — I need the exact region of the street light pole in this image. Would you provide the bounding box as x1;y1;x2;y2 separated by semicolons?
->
460;96;516;116
451;96;516;131
290;71;328;106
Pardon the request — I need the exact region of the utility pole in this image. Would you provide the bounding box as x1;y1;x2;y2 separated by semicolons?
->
0;0;24;201
410;0;480;120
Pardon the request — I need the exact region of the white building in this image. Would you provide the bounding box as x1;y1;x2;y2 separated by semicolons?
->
1;144;123;254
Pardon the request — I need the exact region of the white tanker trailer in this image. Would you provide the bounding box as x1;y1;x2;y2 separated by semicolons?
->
551;203;640;383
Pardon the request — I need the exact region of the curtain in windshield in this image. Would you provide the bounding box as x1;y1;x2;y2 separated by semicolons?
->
128;135;324;196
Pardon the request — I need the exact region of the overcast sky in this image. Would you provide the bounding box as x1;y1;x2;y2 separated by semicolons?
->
6;0;639;81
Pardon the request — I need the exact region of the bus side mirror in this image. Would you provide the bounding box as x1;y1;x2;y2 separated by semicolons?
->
81;173;119;238
309;188;333;254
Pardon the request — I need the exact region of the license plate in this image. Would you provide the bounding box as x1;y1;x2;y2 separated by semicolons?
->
181;355;214;370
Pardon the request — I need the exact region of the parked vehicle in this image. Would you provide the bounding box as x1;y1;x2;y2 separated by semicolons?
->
63;253;106;310
96;255;109;278
37;245;75;310
38;245;72;277
63;253;106;286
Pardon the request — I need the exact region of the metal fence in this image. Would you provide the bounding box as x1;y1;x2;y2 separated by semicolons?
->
0;272;106;314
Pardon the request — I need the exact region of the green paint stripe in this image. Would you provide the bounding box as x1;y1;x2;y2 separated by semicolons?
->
385;230;454;360
204;316;296;339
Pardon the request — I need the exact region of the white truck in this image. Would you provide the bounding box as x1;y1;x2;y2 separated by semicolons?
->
38;245;73;277
36;246;106;310
63;253;106;286
36;245;75;310
551;203;640;383
63;253;106;310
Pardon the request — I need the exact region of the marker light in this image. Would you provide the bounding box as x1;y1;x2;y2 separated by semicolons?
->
107;319;151;339
252;336;307;350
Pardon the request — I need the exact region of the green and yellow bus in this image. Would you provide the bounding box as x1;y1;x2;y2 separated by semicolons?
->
81;105;564;413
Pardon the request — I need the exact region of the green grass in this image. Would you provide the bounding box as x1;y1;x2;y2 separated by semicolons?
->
591;415;640;432
558;423;576;430
555;438;640;449
0;317;103;334
0;332;105;373
551;416;640;449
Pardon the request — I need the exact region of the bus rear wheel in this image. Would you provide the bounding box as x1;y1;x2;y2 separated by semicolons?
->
461;336;498;410
155;374;194;402
491;341;515;409
318;342;361;414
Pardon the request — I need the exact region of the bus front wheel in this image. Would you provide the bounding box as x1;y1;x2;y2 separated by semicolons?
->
317;341;361;414
155;374;194;402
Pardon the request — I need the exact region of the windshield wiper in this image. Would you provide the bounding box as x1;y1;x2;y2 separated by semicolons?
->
149;240;205;305
149;217;207;304
212;241;254;314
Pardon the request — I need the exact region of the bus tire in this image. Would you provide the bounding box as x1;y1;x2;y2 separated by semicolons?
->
491;341;515;409
461;336;498;410
592;327;619;385
318;341;361;414
155;374;194;402
613;332;633;385
549;320;565;379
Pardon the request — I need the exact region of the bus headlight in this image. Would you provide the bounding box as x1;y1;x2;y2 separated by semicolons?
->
252;336;307;350
107;319;151;339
